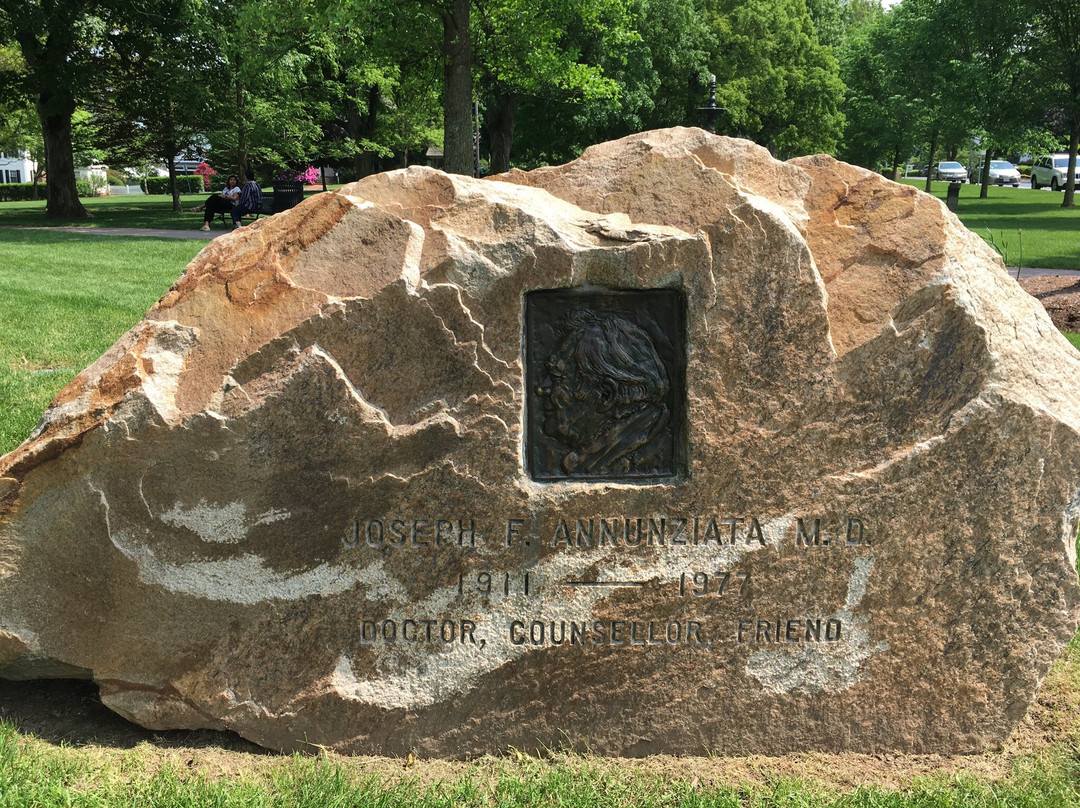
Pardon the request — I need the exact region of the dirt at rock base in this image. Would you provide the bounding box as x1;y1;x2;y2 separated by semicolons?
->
2;665;1076;792
1019;275;1080;333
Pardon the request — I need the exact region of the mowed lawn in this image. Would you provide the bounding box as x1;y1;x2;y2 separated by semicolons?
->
0;193;208;230
0;189;326;230
0;230;203;453
900;180;1080;270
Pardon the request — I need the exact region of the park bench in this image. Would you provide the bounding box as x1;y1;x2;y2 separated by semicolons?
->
214;180;305;226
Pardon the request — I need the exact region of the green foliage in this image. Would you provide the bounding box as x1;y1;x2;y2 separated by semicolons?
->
141;176;206;195
0;102;43;178
838;1;953;173
0;183;41;202
89;0;219;207
512;0;711;166
706;0;845;156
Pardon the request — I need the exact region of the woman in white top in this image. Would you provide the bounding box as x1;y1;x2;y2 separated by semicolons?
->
189;175;241;230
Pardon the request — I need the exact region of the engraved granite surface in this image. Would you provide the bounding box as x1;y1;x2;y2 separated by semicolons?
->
1;128;1079;757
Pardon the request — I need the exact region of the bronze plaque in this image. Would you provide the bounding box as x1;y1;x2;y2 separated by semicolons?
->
525;289;684;481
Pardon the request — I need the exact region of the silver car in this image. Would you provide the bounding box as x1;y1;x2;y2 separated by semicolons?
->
1031;154;1080;190
969;160;1021;187
931;161;967;182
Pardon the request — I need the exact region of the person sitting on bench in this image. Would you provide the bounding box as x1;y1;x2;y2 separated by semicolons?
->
231;169;262;228
190;175;240;231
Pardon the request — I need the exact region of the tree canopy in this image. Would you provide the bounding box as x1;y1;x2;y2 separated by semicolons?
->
4;0;1078;216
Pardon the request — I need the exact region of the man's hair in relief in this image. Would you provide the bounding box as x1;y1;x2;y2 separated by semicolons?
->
557;310;668;409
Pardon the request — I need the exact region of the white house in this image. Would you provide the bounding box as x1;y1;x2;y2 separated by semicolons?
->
0;151;37;184
74;163;110;194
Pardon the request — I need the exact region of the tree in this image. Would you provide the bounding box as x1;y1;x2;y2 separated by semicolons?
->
474;0;634;173
0;100;46;197
510;0;709;167
91;0;217;211
946;0;1032;197
1025;0;1080;207
441;0;474;174
0;0;107;217
328;0;440;177
838;1;959;178
705;0;845;156
884;0;971;189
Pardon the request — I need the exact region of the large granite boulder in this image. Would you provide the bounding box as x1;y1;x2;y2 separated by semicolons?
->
2;128;1078;757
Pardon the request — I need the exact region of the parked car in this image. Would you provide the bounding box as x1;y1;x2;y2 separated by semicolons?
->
931;161;967;182
968;159;1021;187
1030;154;1080;190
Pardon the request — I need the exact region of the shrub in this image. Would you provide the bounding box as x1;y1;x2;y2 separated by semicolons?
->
140;176;207;195
194;161;217;190
297;166;321;185
0;183;42;202
76;180;93;197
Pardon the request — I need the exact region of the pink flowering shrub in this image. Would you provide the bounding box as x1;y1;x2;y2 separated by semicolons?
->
296;166;320;185
194;162;217;190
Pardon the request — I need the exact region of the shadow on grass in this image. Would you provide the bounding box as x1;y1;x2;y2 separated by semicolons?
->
0;679;269;753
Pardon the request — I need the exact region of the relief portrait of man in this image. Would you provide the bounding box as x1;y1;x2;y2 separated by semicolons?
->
535;309;673;477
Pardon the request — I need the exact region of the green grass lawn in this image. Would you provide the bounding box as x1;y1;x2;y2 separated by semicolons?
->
0;230;203;452
0;189;332;230
1;690;1079;808
899;180;1080;270
0;193;215;230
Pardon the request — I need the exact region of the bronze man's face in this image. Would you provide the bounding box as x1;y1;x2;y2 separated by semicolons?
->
525;290;683;481
536;336;608;450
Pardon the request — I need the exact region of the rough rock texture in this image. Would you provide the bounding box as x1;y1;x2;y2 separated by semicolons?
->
2;128;1079;757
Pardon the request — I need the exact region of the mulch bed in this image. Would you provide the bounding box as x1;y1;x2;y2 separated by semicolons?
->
1019;275;1080;333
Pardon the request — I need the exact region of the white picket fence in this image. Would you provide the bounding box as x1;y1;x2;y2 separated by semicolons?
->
107;185;146;196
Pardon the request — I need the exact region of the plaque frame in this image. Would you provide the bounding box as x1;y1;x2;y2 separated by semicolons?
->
524;288;685;482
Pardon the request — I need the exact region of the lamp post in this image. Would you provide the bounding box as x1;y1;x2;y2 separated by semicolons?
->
697;74;726;134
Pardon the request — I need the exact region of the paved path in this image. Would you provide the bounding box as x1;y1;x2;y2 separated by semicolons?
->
1013;267;1080;279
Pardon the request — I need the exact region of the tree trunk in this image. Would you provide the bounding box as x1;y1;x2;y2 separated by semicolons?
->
235;60;249;178
163;107;182;212
442;0;473;175
487;92;517;175
924;130;938;194
167;158;180;212
1063;119;1079;209
349;85;381;178
37;98;89;219
979;151;991;199
346;97;366;178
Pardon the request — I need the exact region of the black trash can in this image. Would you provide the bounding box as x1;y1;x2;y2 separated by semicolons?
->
271;180;305;214
946;181;961;212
